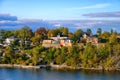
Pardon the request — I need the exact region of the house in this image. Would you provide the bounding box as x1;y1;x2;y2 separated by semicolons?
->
3;36;19;46
117;35;120;38
86;37;100;44
80;33;91;43
42;34;72;48
83;33;89;39
4;36;15;45
81;33;100;44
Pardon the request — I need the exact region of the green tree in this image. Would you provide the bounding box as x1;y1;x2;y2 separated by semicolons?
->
51;29;61;36
55;55;65;65
19;26;33;49
101;31;110;39
31;37;40;46
19;26;33;39
82;44;96;67
109;32;117;44
97;44;110;61
74;29;83;42
2;30;14;38
3;46;14;64
97;28;102;35
110;29;113;34
87;28;92;35
62;27;68;35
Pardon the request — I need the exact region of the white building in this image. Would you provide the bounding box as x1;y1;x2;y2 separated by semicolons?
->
4;36;15;45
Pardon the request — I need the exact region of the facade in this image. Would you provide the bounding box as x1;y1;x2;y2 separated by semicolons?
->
19;40;32;46
42;35;72;48
4;36;19;46
4;36;15;45
81;33;100;44
117;35;120;38
86;37;99;44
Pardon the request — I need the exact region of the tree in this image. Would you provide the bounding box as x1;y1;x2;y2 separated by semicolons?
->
2;30;14;38
97;28;102;35
73;29;83;42
112;44;120;55
35;27;47;37
110;29;113;34
97;44;110;61
19;26;33;39
62;27;68;35
101;31;110;39
66;57;78;67
19;26;33;49
68;33;75;42
105;55;114;68
0;30;4;36
31;37;40;46
100;31;110;43
109;32;117;44
51;29;61;36
55;55;65;65
47;30;52;38
82;44;96;67
14;30;20;38
3;46;14;64
87;28;92;35
31;47;40;65
35;27;47;44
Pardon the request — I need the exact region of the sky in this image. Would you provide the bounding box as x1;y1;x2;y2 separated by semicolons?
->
0;0;120;20
0;0;120;33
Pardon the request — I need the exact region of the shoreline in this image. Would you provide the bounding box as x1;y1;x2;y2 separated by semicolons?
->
0;64;120;71
50;64;120;71
0;64;40;69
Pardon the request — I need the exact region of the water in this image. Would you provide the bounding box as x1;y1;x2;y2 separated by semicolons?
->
0;68;120;80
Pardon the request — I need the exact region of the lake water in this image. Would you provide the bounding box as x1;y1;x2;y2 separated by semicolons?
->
0;68;120;80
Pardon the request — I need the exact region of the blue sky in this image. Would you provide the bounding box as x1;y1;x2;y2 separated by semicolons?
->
0;0;120;33
0;0;120;20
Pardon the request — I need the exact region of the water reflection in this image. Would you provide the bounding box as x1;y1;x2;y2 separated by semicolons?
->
0;68;119;80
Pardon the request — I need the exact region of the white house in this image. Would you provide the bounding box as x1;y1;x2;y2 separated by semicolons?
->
4;36;16;45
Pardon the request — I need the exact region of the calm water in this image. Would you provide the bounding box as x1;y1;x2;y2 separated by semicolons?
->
0;68;120;80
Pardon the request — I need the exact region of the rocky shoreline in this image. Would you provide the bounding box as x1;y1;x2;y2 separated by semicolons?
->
0;64;40;69
50;63;120;71
0;64;120;71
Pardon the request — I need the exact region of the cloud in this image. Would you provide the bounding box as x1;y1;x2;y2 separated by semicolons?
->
0;13;54;30
0;13;17;21
0;13;120;33
48;20;120;33
66;3;111;11
83;11;120;17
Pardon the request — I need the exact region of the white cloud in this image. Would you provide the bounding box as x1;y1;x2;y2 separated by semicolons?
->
83;11;120;17
66;3;111;11
0;13;17;21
